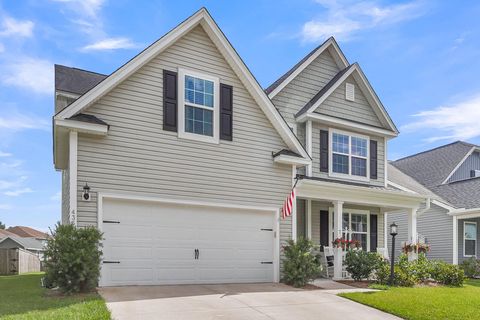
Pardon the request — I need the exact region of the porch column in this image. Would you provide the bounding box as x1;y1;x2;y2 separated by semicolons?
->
306;199;312;239
407;207;418;261
452;216;458;265
291;165;297;241
333;200;344;279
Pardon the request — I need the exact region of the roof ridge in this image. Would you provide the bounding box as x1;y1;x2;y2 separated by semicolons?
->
55;64;108;77
393;141;473;163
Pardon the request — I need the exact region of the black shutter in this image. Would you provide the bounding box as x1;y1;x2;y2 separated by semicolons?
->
370;140;378;179
320;210;329;249
220;83;233;141
370;214;378;252
320;130;329;172
163;70;177;132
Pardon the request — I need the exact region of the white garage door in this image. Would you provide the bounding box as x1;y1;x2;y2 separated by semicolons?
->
100;198;276;286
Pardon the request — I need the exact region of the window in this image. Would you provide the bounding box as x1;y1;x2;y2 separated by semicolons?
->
329;209;370;251
178;69;219;143
464;221;477;257
330;130;369;180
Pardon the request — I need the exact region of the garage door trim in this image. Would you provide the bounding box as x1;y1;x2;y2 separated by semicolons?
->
97;192;280;284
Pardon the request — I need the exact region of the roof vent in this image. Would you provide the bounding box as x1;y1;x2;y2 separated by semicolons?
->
345;83;355;101
471;170;480;178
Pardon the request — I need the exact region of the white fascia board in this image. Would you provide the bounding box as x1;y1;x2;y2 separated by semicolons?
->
296;64;398;135
441;147;477;184
54;8;309;160
449;208;480;219
299;113;398;137
267;38;349;99
273;154;311;166
55;119;108;135
387;180;418;194
297;179;425;209
431;199;457;212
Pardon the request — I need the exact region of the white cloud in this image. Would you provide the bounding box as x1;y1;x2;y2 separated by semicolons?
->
0;176;27;191
50;191;61;201
0;151;11;157
301;0;424;42
1;57;53;94
0;204;12;210
4;187;33;197
402;94;480;143
0;112;49;131
52;0;105;19
0;16;34;38
82;37;137;51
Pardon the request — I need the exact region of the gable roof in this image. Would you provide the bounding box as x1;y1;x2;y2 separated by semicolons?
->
54;8;310;161
0;236;45;251
295;63;398;134
391;141;480;209
387;163;441;199
7;226;49;239
55;64;107;96
0;229;17;238
265;37;349;98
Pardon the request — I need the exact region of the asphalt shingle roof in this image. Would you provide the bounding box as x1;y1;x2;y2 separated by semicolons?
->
7;226;49;239
391;141;480;209
68;113;109;126
0;237;45;251
55;64;107;96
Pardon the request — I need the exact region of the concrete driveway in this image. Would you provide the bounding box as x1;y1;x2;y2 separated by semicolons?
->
99;283;401;320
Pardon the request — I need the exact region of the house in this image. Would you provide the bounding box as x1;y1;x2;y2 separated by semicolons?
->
52;8;427;286
0;229;18;239
387;141;480;264
0;236;45;259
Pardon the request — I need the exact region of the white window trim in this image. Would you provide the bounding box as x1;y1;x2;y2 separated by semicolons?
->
463;221;477;258
328;208;370;251
178;68;220;144
329;128;370;182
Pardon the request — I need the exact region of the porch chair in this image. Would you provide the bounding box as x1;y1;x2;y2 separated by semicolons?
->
320;246;335;278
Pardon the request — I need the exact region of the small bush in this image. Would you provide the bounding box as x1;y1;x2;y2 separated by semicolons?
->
460;257;480;278
345;250;383;281
432;261;464;286
44;223;103;294
282;238;321;287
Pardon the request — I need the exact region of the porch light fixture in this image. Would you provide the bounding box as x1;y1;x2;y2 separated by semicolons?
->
389;222;398;285
82;182;91;201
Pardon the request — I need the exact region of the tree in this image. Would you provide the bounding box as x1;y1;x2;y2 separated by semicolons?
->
0;221;5;229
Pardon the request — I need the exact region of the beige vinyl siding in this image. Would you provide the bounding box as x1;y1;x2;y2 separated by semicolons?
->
300;200;384;249
74;24;293;257
387;204;453;263
271;51;341;124
315;75;383;128
311;123;385;187
61;169;69;224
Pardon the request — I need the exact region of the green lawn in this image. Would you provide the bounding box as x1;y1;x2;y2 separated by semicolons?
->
0;273;110;320
340;279;480;320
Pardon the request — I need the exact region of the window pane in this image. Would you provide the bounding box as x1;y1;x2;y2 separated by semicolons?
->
185;118;193;133
204;94;213;107
351;157;367;176
333;154;349;174
194;92;204;105
204;123;213;137
194;78;204;91
194;107;204;121
185;89;194;103
465;239;476;256
185;106;213;137
333;133;349;154
185;76;194;89
351;137;367;157
205;80;214;94
465;223;477;240
352;233;367;250
342;213;349;230
351;214;367;232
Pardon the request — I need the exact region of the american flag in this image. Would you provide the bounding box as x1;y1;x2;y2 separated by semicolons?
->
281;188;296;220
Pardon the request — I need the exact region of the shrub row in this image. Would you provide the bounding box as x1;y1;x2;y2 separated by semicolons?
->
460;257;480;278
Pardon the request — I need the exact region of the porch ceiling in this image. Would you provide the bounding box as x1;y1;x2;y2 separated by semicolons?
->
297;178;426;210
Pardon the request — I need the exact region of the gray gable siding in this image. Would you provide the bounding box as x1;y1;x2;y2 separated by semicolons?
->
74;25;293;257
387;203;453;263
311;122;385;187
448;151;480;183
314;75;383;128
271;50;340;125
458;218;480;264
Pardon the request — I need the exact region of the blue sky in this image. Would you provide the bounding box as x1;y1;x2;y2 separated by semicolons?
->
1;0;480;231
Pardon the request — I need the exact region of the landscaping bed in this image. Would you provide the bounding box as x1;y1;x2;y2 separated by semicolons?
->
0;273;110;320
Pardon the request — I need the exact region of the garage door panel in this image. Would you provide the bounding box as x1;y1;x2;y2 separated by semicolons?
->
101;198;275;286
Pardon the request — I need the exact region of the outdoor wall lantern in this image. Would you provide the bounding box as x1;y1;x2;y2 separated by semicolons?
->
82;182;91;201
389;222;398;285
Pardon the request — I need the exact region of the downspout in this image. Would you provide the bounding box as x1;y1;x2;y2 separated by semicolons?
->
416;197;431;217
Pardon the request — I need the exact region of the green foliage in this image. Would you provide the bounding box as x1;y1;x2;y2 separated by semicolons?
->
368;283;389;290
345;250;383;281
0;221;5;229
460;257;480;278
282;238;321;288
44;223;103;294
375;254;464;287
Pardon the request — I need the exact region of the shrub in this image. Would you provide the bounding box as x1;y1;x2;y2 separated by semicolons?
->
460;257;480;278
282;238;321;287
374;258;391;285
431;261;464;286
345;250;383;281
44;223;103;294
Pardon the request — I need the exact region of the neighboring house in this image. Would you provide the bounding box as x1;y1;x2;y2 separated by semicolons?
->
387;141;480;264
0;236;45;259
0;229;18;239
52;8;426;286
6;226;49;247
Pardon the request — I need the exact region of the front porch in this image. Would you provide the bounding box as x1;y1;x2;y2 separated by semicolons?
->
292;177;427;279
